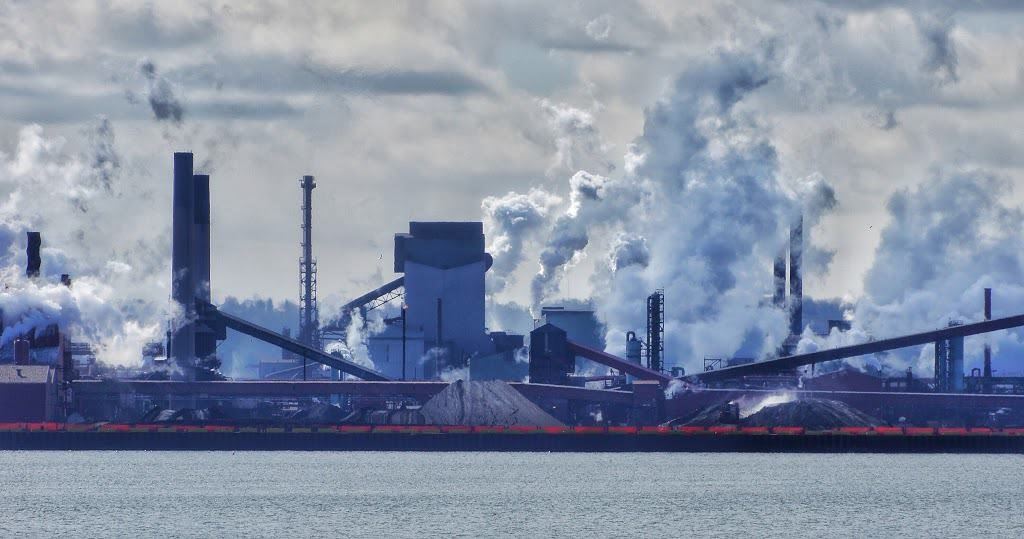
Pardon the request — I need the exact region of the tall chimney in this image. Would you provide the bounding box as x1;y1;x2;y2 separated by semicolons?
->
984;287;992;391
788;215;803;336
298;175;318;380
192;173;215;361
26;231;41;278
171;152;196;378
773;251;786;308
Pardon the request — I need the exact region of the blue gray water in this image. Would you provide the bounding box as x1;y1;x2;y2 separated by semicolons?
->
0;451;1021;538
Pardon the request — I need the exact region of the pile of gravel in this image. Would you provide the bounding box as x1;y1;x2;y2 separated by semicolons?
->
420;380;563;427
743;398;883;430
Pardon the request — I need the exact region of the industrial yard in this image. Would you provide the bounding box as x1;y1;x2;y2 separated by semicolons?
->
0;149;1022;452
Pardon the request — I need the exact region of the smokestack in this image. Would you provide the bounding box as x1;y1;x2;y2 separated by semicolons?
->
13;338;29;365
773;251;786;308
193;174;211;303
984;288;992;390
192;173;215;361
26;232;41;278
298;175;318;349
171;152;196;378
788;215;803;336
436;297;443;349
60;274;71;287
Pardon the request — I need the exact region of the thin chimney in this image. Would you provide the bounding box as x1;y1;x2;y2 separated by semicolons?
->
26;231;41;278
788;215;803;336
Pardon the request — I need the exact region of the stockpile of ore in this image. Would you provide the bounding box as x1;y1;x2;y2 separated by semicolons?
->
420;380;564;427
676;402;740;427
743;398;883;430
286;402;351;424
674;397;883;430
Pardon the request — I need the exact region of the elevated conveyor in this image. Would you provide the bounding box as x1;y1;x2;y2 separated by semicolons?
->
691;313;1024;383
198;301;391;381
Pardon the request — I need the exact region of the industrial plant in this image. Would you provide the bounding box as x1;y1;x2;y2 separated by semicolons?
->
2;151;1024;451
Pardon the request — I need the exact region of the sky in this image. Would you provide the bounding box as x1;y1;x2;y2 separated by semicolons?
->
2;1;1024;375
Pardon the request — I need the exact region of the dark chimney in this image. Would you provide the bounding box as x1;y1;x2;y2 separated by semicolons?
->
773;251;786;308
60;274;71;287
14;338;30;365
984;288;992;390
171;152;196;378
193;174;211;304
26;231;41;278
192;173;215;361
788;216;803;336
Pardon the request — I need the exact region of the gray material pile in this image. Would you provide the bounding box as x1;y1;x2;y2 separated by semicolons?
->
420;380;563;427
674;402;740;427
743;398;883;430
287;402;349;424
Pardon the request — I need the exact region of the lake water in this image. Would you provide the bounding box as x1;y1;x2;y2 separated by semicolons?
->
0;451;1021;537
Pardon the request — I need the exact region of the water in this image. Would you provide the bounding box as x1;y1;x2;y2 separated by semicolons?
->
0;451;1021;538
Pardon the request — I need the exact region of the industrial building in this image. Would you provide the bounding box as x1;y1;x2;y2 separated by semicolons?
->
3;150;1024;441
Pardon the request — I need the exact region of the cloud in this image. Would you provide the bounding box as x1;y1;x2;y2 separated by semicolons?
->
140;59;185;123
916;13;959;84
299;63;490;96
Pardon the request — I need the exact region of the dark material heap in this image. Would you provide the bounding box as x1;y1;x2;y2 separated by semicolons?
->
744;398;883;430
420;380;563;427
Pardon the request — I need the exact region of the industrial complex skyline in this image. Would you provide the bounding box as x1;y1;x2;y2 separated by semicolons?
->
1;2;1024;377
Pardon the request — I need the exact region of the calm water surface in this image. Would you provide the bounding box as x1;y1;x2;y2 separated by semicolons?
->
0;451;1021;538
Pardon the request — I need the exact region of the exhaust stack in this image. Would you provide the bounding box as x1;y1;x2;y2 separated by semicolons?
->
26;232;41;278
171;152;196;379
773;251;786;309
193;173;215;361
984;288;992;392
789;215;803;336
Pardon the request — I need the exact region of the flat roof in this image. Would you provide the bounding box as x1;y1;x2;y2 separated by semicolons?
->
0;364;54;384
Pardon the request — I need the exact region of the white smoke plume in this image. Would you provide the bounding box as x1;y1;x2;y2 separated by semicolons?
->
607;234;650;274
343;308;382;371
530;170;641;310
839;169;1024;375
482;188;561;295
592;51;834;369
488;49;839;373
539;99;614;178
0;120;170;366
